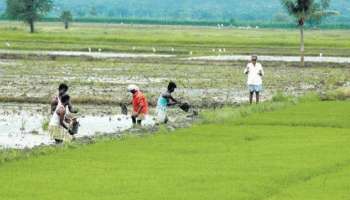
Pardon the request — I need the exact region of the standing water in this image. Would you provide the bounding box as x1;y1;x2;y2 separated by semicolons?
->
0;103;155;149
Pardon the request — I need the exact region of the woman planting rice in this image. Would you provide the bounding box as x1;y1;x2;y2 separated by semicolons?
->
48;94;73;144
127;85;149;126
51;83;77;114
156;81;179;124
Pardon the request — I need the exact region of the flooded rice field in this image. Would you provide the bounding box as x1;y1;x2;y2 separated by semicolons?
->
0;58;347;107
0;55;349;149
0;103;162;149
189;55;350;63
0;50;175;59
2;50;350;63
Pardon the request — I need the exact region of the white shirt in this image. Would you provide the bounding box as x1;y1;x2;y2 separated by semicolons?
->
49;104;66;127
244;62;264;85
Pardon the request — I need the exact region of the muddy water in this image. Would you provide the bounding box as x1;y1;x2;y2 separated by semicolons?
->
0;109;51;149
188;55;350;63
0;104;156;149
2;50;350;63
0;50;175;59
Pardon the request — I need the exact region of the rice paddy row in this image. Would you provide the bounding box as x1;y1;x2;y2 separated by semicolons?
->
0;99;349;199
0;57;349;107
1;22;350;56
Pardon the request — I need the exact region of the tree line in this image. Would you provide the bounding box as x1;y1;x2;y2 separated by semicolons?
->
1;0;348;21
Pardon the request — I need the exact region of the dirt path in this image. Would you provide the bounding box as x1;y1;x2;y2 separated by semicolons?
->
0;49;175;59
1;49;350;63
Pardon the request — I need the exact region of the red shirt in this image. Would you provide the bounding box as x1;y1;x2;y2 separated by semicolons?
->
132;91;148;114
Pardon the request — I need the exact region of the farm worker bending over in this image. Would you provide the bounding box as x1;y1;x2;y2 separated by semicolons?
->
244;55;264;104
51;83;77;114
156;81;179;124
48;94;73;144
128;85;149;126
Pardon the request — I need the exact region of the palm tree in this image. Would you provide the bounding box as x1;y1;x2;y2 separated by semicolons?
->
60;10;73;29
281;0;337;67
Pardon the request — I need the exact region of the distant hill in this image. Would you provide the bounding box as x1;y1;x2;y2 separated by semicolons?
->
0;0;349;23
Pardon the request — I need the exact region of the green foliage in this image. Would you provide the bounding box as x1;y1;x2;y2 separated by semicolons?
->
0;142;83;164
55;0;350;23
201;93;328;125
5;0;53;32
297;92;321;102
42;119;49;131
0;23;350;55
1;0;349;24
60;10;72;29
5;0;53;21
233;101;350;128
271;92;294;102
60;10;72;22
200;100;295;124
309;10;340;26
273;12;291;22
89;6;97;16
1;101;350;199
281;0;316;25
322;87;350;100
281;0;338;26
308;0;340;26
279;0;334;66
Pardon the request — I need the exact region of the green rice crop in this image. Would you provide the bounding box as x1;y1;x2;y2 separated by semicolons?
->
1;100;349;200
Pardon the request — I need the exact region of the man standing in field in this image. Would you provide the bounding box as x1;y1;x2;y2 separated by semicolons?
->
128;85;149;126
244;55;264;104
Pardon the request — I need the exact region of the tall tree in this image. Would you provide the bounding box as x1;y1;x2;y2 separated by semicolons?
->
6;0;53;33
89;6;97;16
60;10;73;29
281;0;335;66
